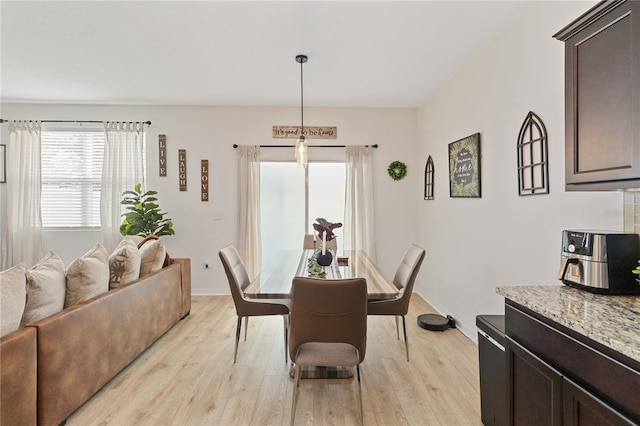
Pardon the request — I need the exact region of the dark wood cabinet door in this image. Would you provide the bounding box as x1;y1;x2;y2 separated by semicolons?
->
563;378;635;426
558;1;640;190
506;337;563;426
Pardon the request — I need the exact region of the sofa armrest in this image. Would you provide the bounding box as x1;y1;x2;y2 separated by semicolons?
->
172;258;191;317
1;327;37;426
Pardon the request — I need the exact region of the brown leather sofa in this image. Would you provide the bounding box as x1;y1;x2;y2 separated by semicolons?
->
0;258;191;426
0;327;38;425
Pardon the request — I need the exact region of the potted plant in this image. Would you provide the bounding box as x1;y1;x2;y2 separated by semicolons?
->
632;261;640;285
119;183;175;237
312;217;342;266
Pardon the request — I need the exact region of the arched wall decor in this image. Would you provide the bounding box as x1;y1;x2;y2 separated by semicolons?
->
517;111;549;196
424;156;434;200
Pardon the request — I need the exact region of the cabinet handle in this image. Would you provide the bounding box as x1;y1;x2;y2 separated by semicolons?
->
479;330;505;351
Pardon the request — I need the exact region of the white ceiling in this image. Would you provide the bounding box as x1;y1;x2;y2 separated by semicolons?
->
1;1;529;108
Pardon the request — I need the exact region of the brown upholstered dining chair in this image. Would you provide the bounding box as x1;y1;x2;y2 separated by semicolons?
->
289;277;368;425
367;244;425;362
302;234;337;251
219;245;290;364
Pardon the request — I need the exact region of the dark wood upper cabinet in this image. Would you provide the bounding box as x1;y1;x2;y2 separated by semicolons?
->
554;0;640;191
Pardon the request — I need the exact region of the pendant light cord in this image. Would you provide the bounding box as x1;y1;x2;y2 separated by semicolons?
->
300;58;304;136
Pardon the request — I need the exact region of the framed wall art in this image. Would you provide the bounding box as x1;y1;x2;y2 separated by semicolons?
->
448;133;481;198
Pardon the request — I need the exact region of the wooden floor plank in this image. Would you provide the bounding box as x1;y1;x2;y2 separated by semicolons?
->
67;294;481;425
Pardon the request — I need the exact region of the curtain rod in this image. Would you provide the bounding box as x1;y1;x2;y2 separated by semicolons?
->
233;144;378;149
0;119;151;125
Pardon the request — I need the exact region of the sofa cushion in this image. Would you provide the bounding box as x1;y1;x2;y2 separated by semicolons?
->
0;264;27;337
65;244;109;308
139;239;166;277
21;251;66;326
109;237;141;289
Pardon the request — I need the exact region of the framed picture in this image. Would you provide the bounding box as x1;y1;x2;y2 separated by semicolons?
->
0;145;5;183
448;133;481;198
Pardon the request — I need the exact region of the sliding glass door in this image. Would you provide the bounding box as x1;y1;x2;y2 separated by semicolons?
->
260;161;345;266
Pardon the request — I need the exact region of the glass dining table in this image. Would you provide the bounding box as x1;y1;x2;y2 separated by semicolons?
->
244;249;399;300
244;249;399;379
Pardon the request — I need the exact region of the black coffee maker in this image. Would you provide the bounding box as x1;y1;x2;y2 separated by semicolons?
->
558;230;640;295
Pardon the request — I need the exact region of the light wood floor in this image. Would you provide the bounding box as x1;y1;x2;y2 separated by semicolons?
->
68;295;482;425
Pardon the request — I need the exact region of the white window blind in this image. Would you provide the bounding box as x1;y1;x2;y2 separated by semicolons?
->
41;128;104;228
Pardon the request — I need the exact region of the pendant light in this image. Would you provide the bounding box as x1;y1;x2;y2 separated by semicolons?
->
295;54;309;168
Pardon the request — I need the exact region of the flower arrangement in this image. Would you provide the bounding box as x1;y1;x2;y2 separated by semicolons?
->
312;218;342;266
312;217;342;242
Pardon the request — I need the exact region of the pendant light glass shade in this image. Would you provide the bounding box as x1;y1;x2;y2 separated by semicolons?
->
295;54;309;168
295;135;308;167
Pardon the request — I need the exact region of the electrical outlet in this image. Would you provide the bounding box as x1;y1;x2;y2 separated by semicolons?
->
212;211;222;221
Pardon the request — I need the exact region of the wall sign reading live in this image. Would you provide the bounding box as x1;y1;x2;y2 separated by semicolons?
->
158;135;167;176
272;126;337;139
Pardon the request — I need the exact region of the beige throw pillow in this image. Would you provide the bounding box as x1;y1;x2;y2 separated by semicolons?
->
1;264;27;337
139;239;166;277
65;244;109;308
109;237;141;289
21;251;66;326
128;235;145;246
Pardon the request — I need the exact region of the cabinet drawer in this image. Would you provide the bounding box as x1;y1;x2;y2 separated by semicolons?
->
563;377;635;425
505;303;640;422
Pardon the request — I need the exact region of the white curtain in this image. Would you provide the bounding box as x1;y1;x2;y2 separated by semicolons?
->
101;122;145;252
237;146;261;280
4;121;43;269
344;145;377;263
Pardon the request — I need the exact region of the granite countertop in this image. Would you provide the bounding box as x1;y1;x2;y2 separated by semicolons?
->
496;285;640;364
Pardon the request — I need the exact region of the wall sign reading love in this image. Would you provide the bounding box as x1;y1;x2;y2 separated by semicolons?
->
201;160;209;202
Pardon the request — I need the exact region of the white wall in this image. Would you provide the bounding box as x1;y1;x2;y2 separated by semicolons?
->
414;1;624;340
0;104;418;294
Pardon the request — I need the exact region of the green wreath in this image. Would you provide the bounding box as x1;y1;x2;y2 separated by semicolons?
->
387;161;407;181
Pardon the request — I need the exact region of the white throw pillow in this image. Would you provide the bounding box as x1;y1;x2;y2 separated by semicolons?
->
65;244;109;308
21;251;66;326
1;263;27;337
139;239;166;277
109;237;141;289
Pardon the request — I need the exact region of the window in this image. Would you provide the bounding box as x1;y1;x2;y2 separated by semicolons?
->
260;161;345;266
41;127;104;228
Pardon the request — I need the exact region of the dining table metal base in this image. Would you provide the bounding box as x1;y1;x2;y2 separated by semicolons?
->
289;364;354;379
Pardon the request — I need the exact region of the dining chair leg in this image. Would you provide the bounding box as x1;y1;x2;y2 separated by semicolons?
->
234;316;242;363
291;363;302;426
402;315;409;362
356;364;363;425
394;316;400;340
244;316;249;341
283;314;289;363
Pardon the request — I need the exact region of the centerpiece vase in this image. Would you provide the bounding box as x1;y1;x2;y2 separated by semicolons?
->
316;250;333;266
